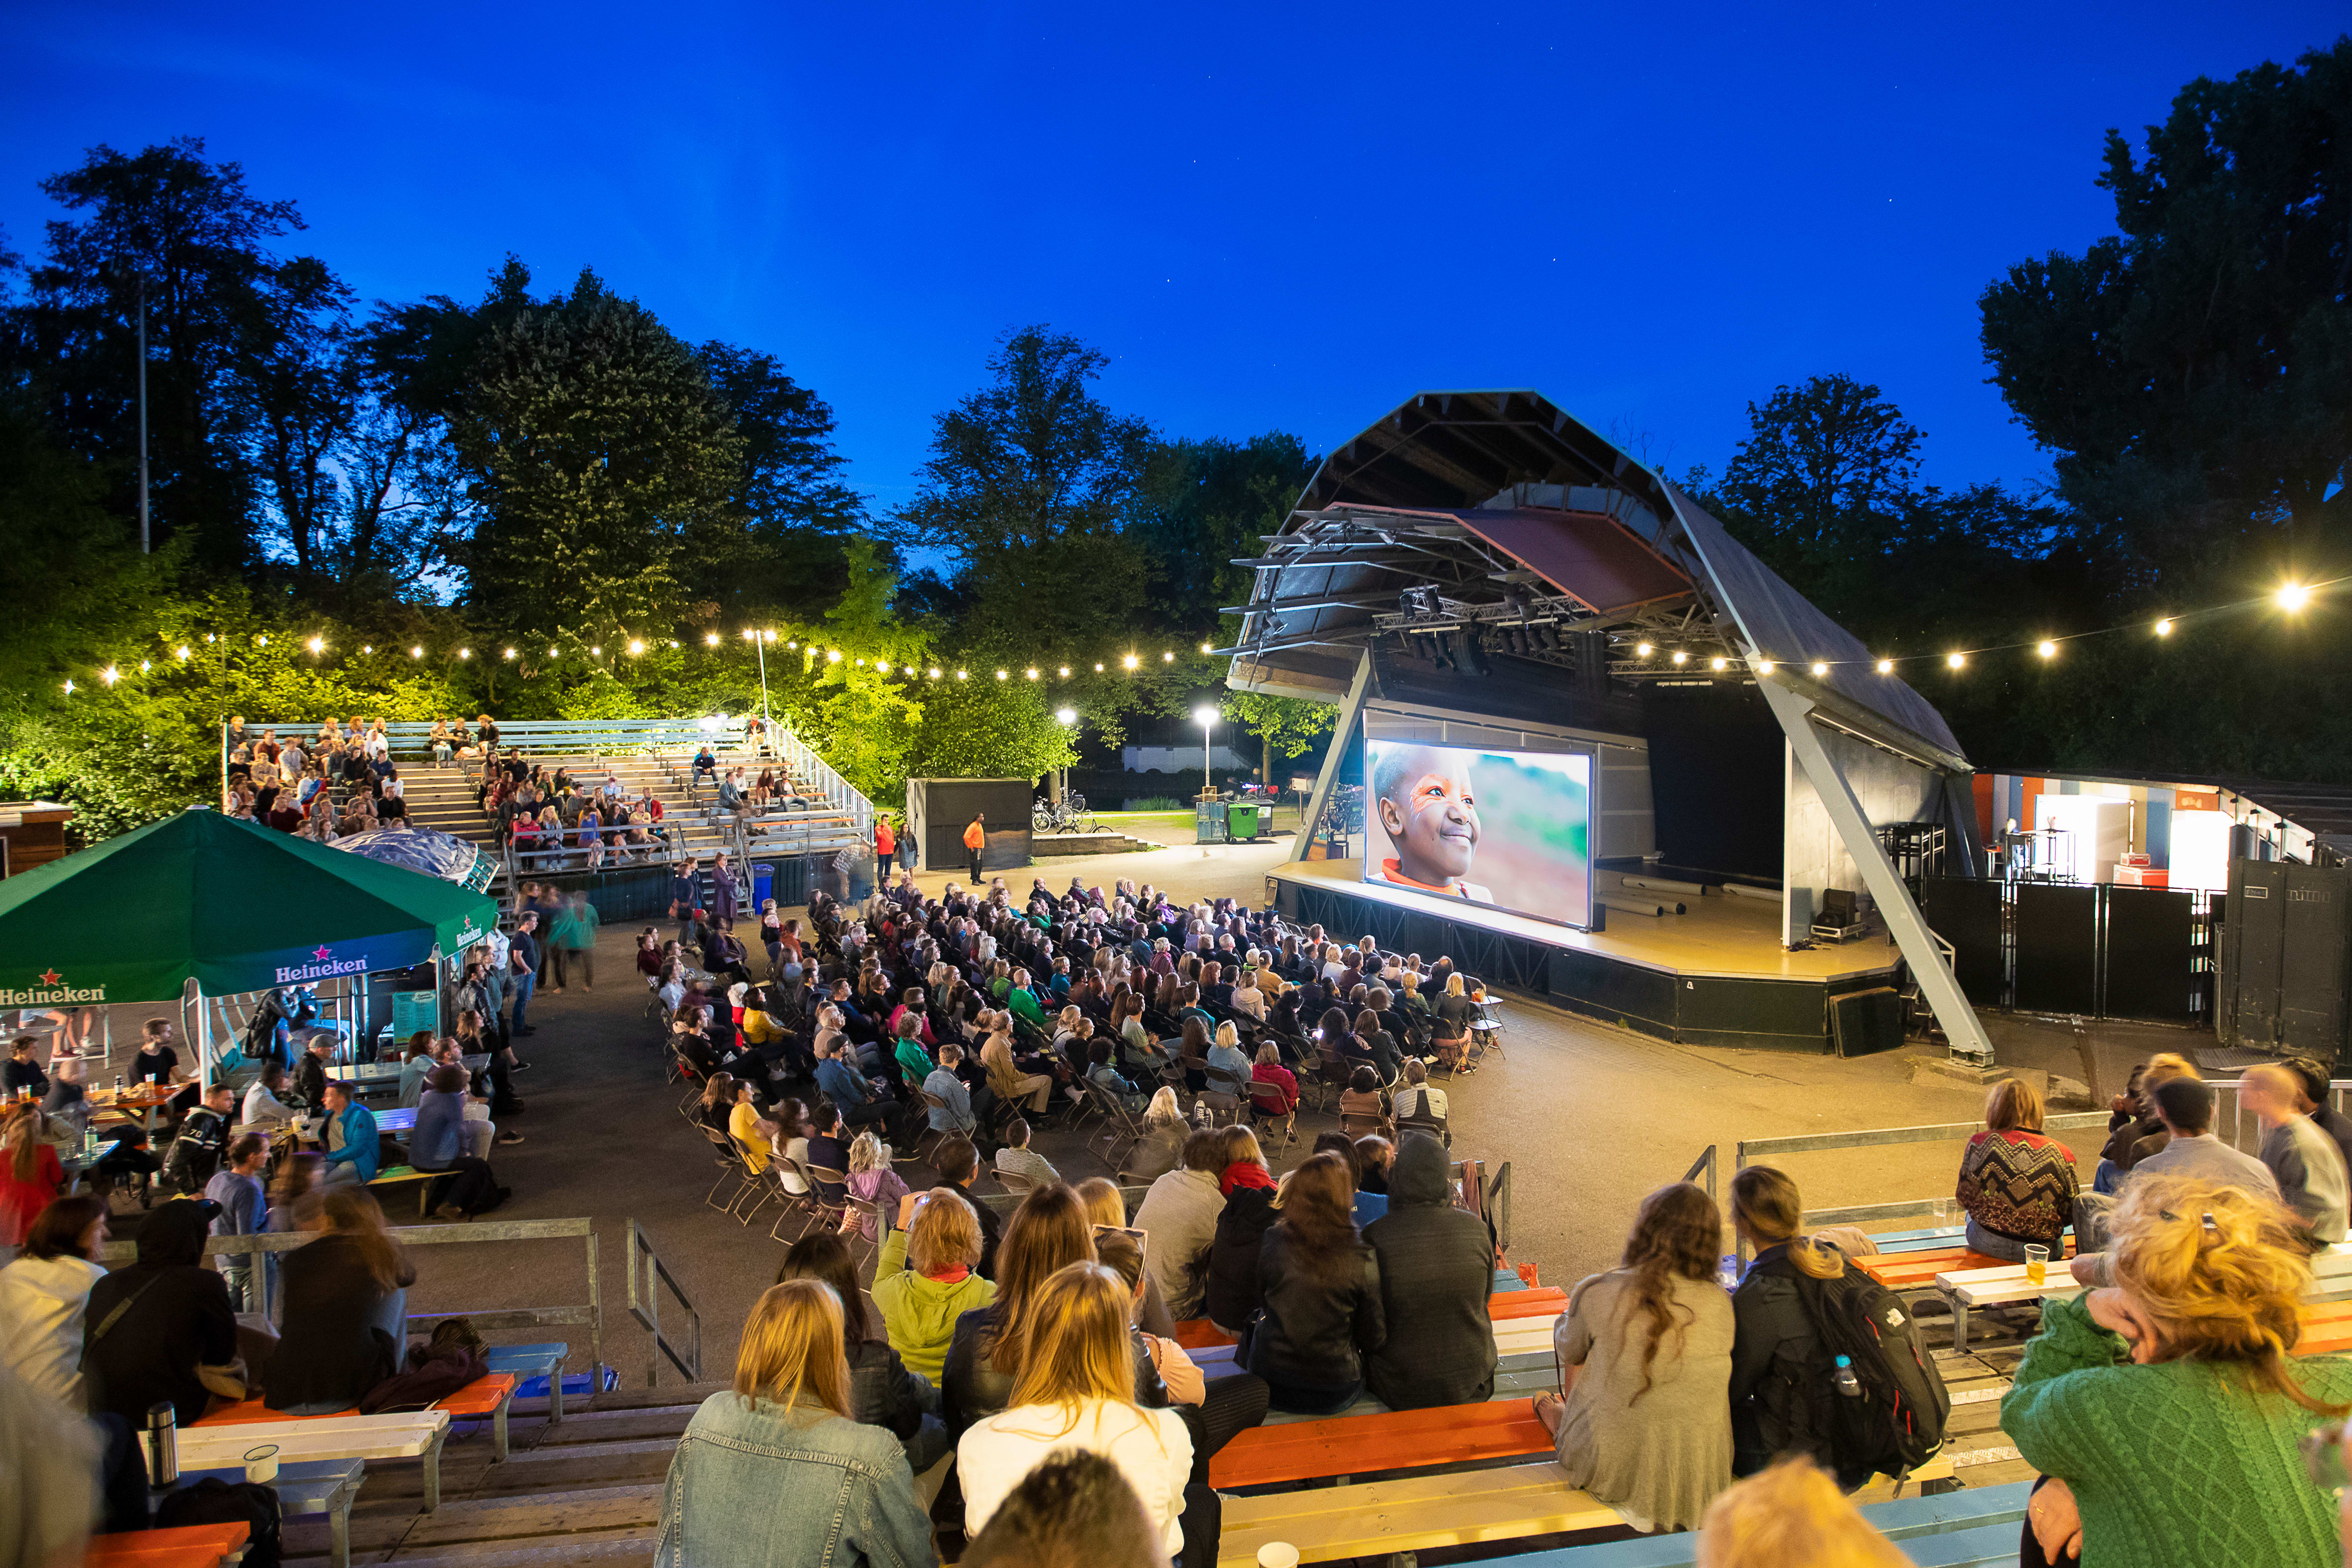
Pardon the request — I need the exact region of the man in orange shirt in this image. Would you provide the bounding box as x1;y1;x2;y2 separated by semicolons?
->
962;811;987;884
873;816;896;889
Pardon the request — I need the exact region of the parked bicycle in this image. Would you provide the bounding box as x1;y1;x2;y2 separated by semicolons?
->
1032;793;1097;835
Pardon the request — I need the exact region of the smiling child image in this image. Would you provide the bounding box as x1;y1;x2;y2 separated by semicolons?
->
1370;745;1493;902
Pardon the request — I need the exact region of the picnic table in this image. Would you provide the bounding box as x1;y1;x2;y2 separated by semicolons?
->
88;1082;180;1136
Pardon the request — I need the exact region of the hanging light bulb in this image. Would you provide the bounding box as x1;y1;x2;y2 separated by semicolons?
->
1755;659;1775;674
62;679;74;694
2036;640;2057;659
929;667;942;678
1058;666;1070;678
100;665;119;685
1875;658;1893;674
826;649;841;663
1812;661;1830;676
1635;642;1653;658
786;640;798;650
139;660;150;672
1670;650;1689;665
176;646;190;660
2154;618;2174;637
1200;641;1213;654
627;640;644;656
306;636;325;654
995;669;1008;681
205;633;216;643
742;628;756;641
854;657;866;666
1162;651;1175;663
410;645;424;659
1946;652;1965;669
2277;583;2311;612
762;629;775;642
1025;668;1039;680
1122;654;1140;670
256;635;268;646
705;632;720;646
955;669;969;680
503;648;517;660
1709;656;1728;671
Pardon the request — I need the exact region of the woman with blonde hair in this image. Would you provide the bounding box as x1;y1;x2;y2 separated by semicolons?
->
1726;1166;1849;1476
1126;1086;1188;1183
1431;970;1477;1072
944;1183;1098;1431
658;1279;937;1567
1694;1456;1910;1568
957;1262;1204;1567
1955;1076;2079;1263
872;1186;994;1380
1536;1182;1734;1532
2002;1175;2352;1568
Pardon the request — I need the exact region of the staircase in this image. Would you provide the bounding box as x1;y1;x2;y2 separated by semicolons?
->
285;1381;715;1568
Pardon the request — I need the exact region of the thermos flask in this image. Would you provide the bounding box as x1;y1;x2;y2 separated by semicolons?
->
145;1401;179;1486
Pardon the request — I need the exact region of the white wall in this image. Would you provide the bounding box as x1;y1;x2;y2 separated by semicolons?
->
1782;727;1943;939
1124;744;1250;774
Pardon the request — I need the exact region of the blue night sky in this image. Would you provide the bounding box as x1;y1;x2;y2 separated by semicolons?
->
3;2;2342;516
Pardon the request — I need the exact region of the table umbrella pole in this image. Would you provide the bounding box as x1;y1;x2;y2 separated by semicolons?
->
188;976;210;1093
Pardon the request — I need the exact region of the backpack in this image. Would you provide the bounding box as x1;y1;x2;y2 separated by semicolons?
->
154;1477;283;1568
1754;1249;1949;1490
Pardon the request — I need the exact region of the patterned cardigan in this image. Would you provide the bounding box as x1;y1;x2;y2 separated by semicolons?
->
1956;1128;2079;1245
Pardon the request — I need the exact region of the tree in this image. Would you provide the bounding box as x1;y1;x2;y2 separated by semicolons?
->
691;342;866;619
894;325;1153;650
1131;432;1316;633
1224;691;1335;783
7;137;306;574
448;268;742;643
903;677;1077;787
1980;39;2352;587
1707;373;1923;591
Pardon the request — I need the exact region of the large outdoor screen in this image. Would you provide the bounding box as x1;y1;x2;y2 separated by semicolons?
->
1361;739;1592;928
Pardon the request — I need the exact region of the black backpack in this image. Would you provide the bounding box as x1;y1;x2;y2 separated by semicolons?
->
1756;1250;1950;1489
154;1477;283;1568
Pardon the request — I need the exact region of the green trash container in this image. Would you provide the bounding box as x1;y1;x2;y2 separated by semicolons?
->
1226;802;1262;842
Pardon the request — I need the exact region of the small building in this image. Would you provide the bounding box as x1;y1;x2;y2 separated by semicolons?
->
0;801;74;877
1973;769;2352;890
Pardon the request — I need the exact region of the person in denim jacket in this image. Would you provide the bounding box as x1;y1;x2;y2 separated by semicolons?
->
657;1279;939;1568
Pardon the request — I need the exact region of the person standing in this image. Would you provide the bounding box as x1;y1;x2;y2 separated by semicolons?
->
204;1135;269;1312
552;892;600;993
709;852;744;926
668;857;702;947
874;816;896;891
507;912;541;1036
964;812;987;885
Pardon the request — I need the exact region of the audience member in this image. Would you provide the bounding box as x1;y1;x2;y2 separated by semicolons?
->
1246;1152;1386;1414
1362;1130;1496;1412
2282;1056;2352;1186
1391;1057;1448;1125
269;1189;418;1413
0;1193;108;1405
775;1232;951;1482
240;1060;300;1133
2004;1176;2352;1568
945;1183;1098;1431
1954;1078;2081;1263
922;1044;979;1137
656;1279;938;1567
2242;1062;2350;1244
203;1135;269;1311
1133;1128;1230;1320
995;1118;1061;1188
2073;1076;2279;1284
844;1131;910;1244
82;1197;238;1425
872;1187;995;1380
932;1137;1004;1279
958;1449;1164;1568
1203;1125;1279;1337
1536;1182;1733;1532
317;1080;381;1187
1726;1166;1846;1477
1092;1226;1271;1488
1694;1456;1910;1568
957;1262;1206;1568
413;1066;507;1220
0;1104;65;1256
1124;1089;1189;1183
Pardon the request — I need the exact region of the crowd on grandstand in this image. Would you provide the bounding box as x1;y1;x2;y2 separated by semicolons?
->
10;845;2352;1564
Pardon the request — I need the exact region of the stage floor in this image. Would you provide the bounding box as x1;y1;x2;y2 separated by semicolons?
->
1271;858;1900;984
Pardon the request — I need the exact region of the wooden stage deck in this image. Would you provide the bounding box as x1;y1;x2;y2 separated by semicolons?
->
1269;859;1902;1053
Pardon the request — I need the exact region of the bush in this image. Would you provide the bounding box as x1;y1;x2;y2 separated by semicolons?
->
1119;796;1184;812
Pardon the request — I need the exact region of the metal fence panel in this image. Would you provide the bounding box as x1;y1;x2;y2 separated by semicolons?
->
2014;883;2099;1014
2104;885;2198;1023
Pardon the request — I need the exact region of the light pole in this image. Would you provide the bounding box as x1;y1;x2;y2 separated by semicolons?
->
134;271;149;554
1054;708;1077;805
744;629;772;730
1192;704;1218;799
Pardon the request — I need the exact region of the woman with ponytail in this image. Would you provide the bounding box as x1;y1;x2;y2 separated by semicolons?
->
1534;1182;1732;1532
2002;1175;2352;1568
1726;1165;1846;1477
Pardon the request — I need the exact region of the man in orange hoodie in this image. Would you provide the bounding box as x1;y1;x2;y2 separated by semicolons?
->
963;811;987;885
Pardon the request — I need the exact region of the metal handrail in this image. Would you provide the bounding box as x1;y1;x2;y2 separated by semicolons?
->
113;1216;605;1391
627;1219;702;1386
1681;1143;1717;1201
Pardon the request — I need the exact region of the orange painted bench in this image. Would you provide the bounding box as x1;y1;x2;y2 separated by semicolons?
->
85;1525;250;1568
1853;1241;2075;1295
195;1371;522;1480
1208;1396;1550;1490
1177;1289;1565;1352
2300;1301;2352;1357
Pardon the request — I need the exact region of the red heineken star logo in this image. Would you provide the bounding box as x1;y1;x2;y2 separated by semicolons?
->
39;969;61;984
313;946;333;961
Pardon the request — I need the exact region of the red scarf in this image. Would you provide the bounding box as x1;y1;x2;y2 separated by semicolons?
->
922;1264;970;1284
1220;1161;1275;1197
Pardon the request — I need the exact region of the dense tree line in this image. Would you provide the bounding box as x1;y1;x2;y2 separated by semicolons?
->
2;40;2345;843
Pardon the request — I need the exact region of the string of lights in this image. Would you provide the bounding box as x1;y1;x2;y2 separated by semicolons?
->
54;626;1229;696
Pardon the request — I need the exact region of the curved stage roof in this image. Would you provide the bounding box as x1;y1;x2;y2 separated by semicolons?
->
1225;389;1968;772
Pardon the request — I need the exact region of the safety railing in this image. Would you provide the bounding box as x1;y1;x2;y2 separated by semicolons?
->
627;1219;702;1387
1681;1143;1718;1202
109;1216;606;1391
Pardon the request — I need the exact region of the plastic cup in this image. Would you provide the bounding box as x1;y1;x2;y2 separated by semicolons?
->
244;1444;280;1483
1258;1546;1301;1568
2024;1244;2049;1286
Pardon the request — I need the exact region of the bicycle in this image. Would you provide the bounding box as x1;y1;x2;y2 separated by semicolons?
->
1032;793;1097;835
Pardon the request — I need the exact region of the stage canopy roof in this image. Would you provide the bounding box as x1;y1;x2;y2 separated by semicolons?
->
1222;389;1968;771
0;807;498;1008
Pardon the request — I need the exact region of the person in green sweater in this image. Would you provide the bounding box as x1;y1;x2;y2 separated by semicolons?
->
2001;1175;2352;1568
872;1185;996;1381
548;892;600;992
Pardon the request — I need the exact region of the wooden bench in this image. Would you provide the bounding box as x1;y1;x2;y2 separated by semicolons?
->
1210;1397;1551;1490
187;1372;518;1508
1260;1351;1557;1427
1215;1454;1959;1566
83;1524;250;1568
156;1458;362;1568
1191;1306;1564;1379
1179;1289;1562;1355
1489;1479;2031;1566
484;1341;571;1423
1935;1241;2352;1351
366;1164;438;1216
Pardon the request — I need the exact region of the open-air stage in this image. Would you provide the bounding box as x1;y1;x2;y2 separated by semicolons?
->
1268;858;1905;1055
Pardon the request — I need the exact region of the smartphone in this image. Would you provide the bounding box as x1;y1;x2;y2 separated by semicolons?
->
898;1191;923;1228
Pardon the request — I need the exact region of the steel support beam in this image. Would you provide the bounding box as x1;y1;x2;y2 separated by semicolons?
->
1760;678;1995;1065
1290;649;1375;864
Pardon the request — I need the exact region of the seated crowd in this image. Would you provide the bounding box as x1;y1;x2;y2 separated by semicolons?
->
220;712;417;840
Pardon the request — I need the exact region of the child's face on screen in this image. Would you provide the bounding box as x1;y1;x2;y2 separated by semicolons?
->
1380;753;1481;882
